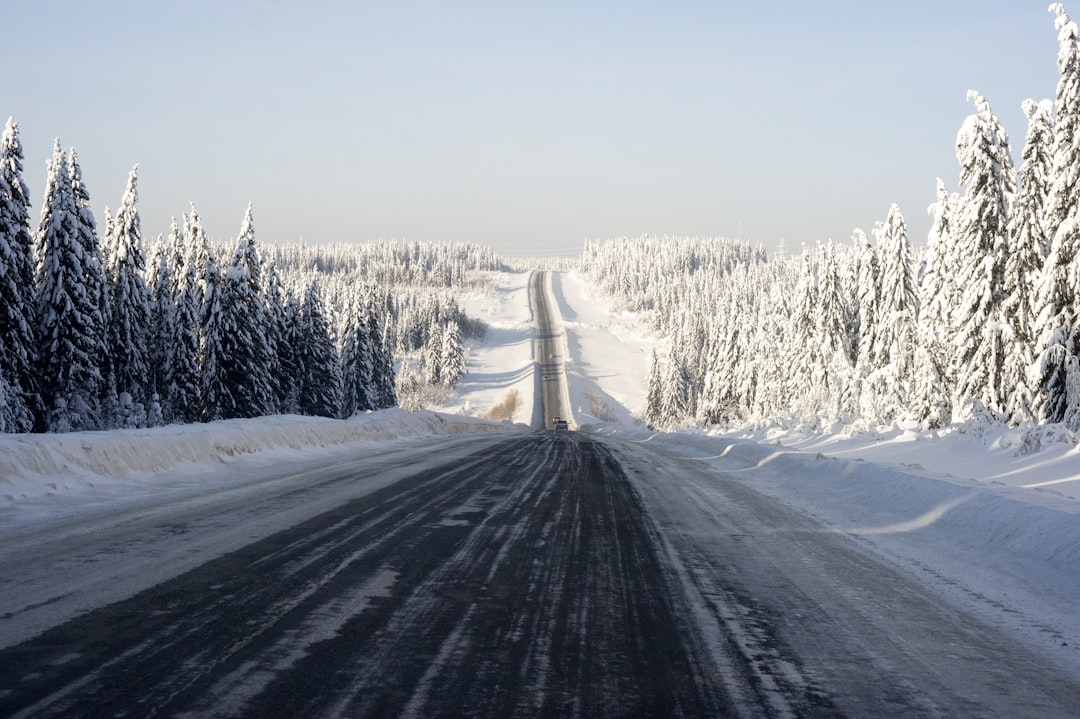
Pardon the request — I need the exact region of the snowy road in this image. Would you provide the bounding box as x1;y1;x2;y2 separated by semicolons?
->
3;432;1079;717
533;270;573;429
0;433;726;717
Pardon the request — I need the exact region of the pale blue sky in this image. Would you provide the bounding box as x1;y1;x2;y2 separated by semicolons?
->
4;1;1061;256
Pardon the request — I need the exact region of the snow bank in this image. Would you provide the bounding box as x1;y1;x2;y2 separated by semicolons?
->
0;409;517;508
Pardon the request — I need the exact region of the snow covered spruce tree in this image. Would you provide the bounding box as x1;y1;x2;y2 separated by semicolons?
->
951;91;1015;419
68;150;111;421
164;215;201;423
1002;99;1055;423
216;204;276;419
439;320;466;388
146;231;175;424
35;141;104;431
196;229;227;422
0;117;41;431
262;261;289;412
912;180;958;428
105;165;152;427
340;286;378;416
1035;3;1080;425
862;205;917;423
296;276;343;418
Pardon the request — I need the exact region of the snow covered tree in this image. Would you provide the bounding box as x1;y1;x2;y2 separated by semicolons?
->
439;320;466;387
911;180;958;428
68;149;111;422
0;117;40;431
296;276;343;418
853;229;880;373
216;204;275;419
263;261;288;412
340;287;377;416
168;217;201;423
1003;99;1054;423
864;205;918;423
146;232;175;420
952;91;1015;417
105;165;152;422
198;243;227;422
1036;4;1080;424
369;294;397;409
35;141;102;431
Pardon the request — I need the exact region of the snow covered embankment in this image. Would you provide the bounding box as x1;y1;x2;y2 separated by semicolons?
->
597;425;1080;664
0;409;517;509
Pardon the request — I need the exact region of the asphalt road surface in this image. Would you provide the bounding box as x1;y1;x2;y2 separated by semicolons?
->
533;270;573;430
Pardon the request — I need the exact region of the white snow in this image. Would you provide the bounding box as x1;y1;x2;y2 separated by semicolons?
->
0;408;516;528
435;270;538;426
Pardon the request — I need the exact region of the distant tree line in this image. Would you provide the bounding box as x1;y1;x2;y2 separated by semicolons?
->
586;4;1080;435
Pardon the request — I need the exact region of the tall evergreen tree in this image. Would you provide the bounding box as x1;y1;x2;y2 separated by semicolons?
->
198;244;227;422
263;261;289;412
217;204;275;418
1036;4;1080;423
1003;99;1054;423
168;218;201;424
340;287;376;416
296;276;342;418
146;232;176;422
952;91;1015;417
36;141;102;431
370;292;397;409
68;149;110;425
912;182;956;428
440;320;466;387
106;165;152;424
866;205;917;423
0;117;40;431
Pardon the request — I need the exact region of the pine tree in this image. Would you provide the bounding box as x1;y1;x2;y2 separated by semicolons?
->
68;149;110;426
1003;99;1054;423
0;117;40;431
198;245;227;422
952;91;1015;417
279;287;304;414
146;232;176;421
644;348;664;427
106;165;152;422
36;141;102;431
340;287;376;416
296;277;343;418
168;218;201;423
440;320;466;387
867;205;917;423
370;294;397;409
853;229;880;372
1036;4;1080;423
912;182;955;428
217;204;275;419
263;262;288;412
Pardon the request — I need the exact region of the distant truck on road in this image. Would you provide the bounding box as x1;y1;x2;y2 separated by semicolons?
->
552;417;569;431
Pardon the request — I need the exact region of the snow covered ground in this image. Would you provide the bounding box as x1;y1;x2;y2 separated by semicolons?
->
434;270;537;426
0;409;518;530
